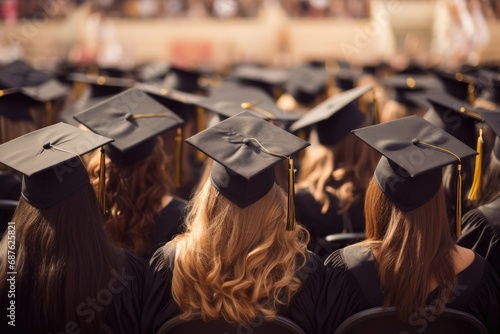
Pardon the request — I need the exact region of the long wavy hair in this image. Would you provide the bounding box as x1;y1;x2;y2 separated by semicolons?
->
0;183;121;333
363;178;456;321
87;136;174;257
297;129;379;215
169;180;309;325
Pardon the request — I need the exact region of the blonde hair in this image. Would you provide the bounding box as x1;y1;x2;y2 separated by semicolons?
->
169;180;309;324
297;129;379;214
363;178;456;321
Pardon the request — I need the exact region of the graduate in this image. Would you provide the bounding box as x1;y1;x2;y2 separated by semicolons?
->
0;123;145;333
142;111;325;334
74;88;188;260
458;108;500;278
289;84;379;245
319;116;500;334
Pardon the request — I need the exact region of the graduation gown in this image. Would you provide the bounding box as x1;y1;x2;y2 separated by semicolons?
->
1;248;146;334
458;197;500;278
295;188;366;240
318;243;500;334
141;245;325;334
145;196;187;259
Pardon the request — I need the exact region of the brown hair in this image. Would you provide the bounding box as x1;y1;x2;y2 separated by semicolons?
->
169;180;309;324
0;183;121;333
88;136;174;256
297;128;379;215
363;178;456;321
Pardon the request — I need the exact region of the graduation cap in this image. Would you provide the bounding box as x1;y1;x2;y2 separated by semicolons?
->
477;70;500;105
352;115;477;236
433;69;476;103
67;73;134;97
424;93;482;149
195;82;299;123
73;88;185;186
382;75;443;107
466;107;500;201
231;64;290;99
134;82;202;121
161;66;213;94
0;122;113;210
0;61;70;126
0;60;51;89
289;84;373;145
284;65;328;105
333;68;362;91
186;111;310;230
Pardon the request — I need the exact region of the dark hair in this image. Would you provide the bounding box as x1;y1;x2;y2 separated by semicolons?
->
0;182;121;333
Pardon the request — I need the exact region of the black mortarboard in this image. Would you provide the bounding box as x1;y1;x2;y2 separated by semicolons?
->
134;82;202;121
0;122;113;209
333;68;362;91
132;61;170;83
0;60;51;89
186;111;310;229
477;70;500;105
67;73;134;97
0;61;70;124
284;65;328;104
74;88;184;167
289;84;373;145
475;108;500;160
352;115;477;235
424;93;482;149
231;64;290;98
161;66;213;94
383;75;443;107
195;82;299;123
433;69;476;102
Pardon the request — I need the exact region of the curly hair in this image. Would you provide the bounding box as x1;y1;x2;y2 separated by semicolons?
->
87;136;174;256
297;127;379;215
169;180;309;325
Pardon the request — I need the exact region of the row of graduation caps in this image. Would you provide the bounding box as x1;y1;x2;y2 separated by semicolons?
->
0;59;499;226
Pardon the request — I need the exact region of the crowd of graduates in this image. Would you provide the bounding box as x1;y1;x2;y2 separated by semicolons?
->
0;55;499;333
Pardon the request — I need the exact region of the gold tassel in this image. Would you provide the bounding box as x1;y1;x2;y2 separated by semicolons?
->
286;158;296;231
468;128;483;201
196;107;206;164
373;88;380;124
456;164;462;237
175;127;183;188
98;147;107;217
45;101;53;126
467;83;475;105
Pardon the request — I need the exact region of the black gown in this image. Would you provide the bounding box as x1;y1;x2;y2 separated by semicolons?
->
318;243;500;334
458;197;500;278
295;187;365;258
145;196;187;259
0;172;21;235
0;248;146;333
141;245;325;334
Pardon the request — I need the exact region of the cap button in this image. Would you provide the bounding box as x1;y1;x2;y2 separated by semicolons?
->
243;138;251;144
124;113;134;121
411;138;420;145
43;142;52;149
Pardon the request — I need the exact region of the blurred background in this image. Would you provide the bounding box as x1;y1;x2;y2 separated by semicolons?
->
0;0;499;72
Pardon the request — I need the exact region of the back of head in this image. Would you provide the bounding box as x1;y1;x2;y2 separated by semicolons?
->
0;182;120;333
364;177;456;321
171;179;309;325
